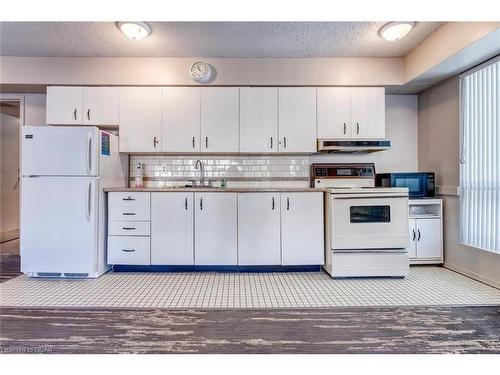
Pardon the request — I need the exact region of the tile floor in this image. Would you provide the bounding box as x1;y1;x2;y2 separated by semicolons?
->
1;266;500;309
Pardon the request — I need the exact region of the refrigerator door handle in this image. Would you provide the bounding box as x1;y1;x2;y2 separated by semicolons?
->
86;181;92;222
86;133;92;175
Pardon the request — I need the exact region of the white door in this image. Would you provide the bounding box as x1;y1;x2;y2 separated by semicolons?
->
162;87;201;152
194;193;237;265
406;218;417;259
317;87;352;138
83;87;120;126
416;218;442;259
281;193;324;265
238;193;281;265
46;86;83;125
20;176;98;274
151;192;194;265
351;87;385;138
278;87;317;152
119;87;162;152
201;87;239;152
22;126;99;176
239;87;278;152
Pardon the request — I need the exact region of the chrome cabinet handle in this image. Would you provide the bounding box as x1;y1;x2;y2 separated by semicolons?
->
122;227;136;230
200;197;203;210
87;109;91;121
417;229;421;241
356;123;360;135
343;123;346;135
123;196;135;201
286;197;290;210
270;137;273;149
73;108;77;120
192;136;196;149
185;197;188;210
153;136;159;148
205;136;208;149
122;249;135;252
272;196;275;210
283;137;287;149
412;229;416;241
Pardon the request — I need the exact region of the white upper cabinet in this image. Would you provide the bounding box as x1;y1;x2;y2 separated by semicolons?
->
317;87;385;139
46;86;83;125
200;87;240;152
281;192;324;265
119;87;162;153
47;86;119;126
162;87;201;152
194;193;238;265
239;87;279;153
317;87;352;138
238;193;281;265
351;87;385;138
278;88;317;152
82;87;119;126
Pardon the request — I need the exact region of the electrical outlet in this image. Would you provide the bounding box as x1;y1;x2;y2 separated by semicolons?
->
161;164;167;173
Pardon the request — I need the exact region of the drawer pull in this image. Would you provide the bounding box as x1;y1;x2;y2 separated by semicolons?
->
122;212;136;216
123;196;135;201
122;227;136;230
122;249;136;252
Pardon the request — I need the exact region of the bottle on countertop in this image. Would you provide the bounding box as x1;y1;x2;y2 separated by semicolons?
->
134;162;143;188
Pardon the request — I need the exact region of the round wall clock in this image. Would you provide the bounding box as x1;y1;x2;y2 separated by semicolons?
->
190;61;213;83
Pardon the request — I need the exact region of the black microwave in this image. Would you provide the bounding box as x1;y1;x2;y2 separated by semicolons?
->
376;172;435;198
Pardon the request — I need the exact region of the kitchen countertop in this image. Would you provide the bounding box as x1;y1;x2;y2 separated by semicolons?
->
104;187;326;193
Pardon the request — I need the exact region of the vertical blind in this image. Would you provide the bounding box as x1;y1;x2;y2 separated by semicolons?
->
460;57;500;254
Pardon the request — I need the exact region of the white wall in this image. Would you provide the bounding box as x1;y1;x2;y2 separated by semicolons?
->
311;95;418;173
0;112;20;238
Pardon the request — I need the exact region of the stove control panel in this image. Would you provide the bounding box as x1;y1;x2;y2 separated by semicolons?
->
311;163;376;188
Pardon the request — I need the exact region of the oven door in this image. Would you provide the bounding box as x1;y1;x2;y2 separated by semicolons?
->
329;195;409;250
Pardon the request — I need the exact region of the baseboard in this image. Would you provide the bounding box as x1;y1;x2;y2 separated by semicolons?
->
444;262;500;289
0;229;19;243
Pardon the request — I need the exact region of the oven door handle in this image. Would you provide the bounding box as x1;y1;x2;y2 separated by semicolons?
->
331;195;409;199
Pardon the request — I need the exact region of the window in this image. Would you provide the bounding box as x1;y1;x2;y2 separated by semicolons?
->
460;57;500;254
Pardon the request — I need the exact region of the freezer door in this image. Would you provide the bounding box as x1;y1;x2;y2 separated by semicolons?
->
22;126;99;176
20;176;99;275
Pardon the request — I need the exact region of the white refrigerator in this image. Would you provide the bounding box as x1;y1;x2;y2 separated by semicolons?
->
20;126;128;278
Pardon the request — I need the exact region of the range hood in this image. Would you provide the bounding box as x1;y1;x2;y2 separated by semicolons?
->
317;139;391;153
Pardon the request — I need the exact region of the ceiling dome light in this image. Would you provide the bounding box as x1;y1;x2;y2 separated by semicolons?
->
378;22;415;41
117;22;151;40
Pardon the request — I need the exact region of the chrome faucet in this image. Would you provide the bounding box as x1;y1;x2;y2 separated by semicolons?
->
195;159;204;186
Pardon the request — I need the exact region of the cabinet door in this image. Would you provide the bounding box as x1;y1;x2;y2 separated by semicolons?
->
351;87;385;138
162;87;201;152
317;87;352;138
278;88;317;152
119;87;162;152
82;87;119;126
406;218;417;259
240;87;278;152
194;193;237;265
151;193;194;265
238;193;281;265
200;88;239;152
281;193;324;265
46;86;83;125
416;218;442;259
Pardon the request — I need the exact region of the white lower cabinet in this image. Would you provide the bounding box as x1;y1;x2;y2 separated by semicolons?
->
238;193;281;265
108;236;150;265
151;192;194;265
194;193;238;265
281;193;324;265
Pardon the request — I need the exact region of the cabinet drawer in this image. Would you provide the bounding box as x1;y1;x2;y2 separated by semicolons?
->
108;192;150;208
108;205;150;221
108;236;150;265
108;221;150;236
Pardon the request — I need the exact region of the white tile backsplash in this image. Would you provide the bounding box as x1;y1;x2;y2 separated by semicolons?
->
130;155;311;188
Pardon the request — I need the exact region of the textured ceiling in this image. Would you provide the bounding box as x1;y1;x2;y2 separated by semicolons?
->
0;22;444;58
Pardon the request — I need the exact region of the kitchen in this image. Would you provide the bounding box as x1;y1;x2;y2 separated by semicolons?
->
0;10;500;365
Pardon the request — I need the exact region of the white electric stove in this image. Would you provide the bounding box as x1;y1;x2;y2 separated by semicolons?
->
312;163;410;278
